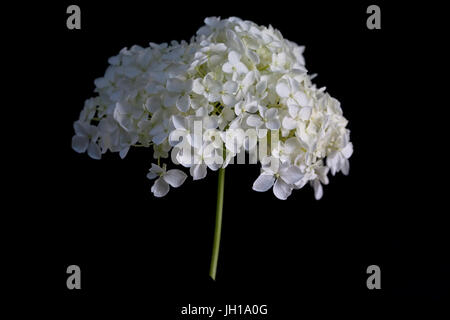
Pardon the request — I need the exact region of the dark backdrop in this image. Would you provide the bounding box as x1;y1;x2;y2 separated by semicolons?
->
7;0;449;316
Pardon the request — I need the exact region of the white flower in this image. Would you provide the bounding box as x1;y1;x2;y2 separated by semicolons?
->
235;71;256;101
113;101;144;132
166;78;193;112
72;121;101;159
304;165;329;200
234;93;258;116
187;140;223;180
219;81;238;106
327;140;353;176
247;106;281;130
270;52;288;72
192;74;222;102
253;158;304;200
72;16;352;200
168;115;203;149
276;77;313;121
147;163;187;197
222;51;249;76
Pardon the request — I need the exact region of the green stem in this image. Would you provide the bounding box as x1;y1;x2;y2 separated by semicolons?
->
209;167;225;280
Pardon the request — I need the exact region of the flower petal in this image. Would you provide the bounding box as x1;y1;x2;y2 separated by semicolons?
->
242;71;255;87
152;131;168;145
222;94;236;107
207;92;221;102
294;91;309;106
299;107;312;121
73;121;88;137
72;135;89;153
190;163;207;180
192;79;205;95
266;118;281;130
247;115;264;127
228;51;241;64
171;115;186;130
166;78;185;93
235;62;248;74
223;81;238;94
87;142;101;160
146;171;158;180
313;180;323;200
119;146;130;159
281;166;304;185
341;143;353;159
168;129;186;147
252;173;275;192
150;163;164;174
222;62;233;74
341;159;350;176
276;80;290;98
273;178;292;200
265;108;278;119
176;94;191;112
151;178;170;197
282;117;298;130
163;169;187;187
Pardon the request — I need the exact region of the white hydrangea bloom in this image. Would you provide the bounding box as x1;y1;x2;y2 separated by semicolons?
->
72;16;352;200
147;163;187;197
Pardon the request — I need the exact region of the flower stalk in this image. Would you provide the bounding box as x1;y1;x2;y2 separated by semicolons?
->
209;167;225;280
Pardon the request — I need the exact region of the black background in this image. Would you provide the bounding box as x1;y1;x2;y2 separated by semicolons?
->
6;0;449;316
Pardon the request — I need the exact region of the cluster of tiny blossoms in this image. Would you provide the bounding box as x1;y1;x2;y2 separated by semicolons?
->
72;17;352;200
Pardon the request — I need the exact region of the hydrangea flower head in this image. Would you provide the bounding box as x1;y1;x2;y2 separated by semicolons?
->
72;17;353;200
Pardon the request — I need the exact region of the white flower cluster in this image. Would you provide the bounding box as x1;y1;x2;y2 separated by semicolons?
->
72;17;352;200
